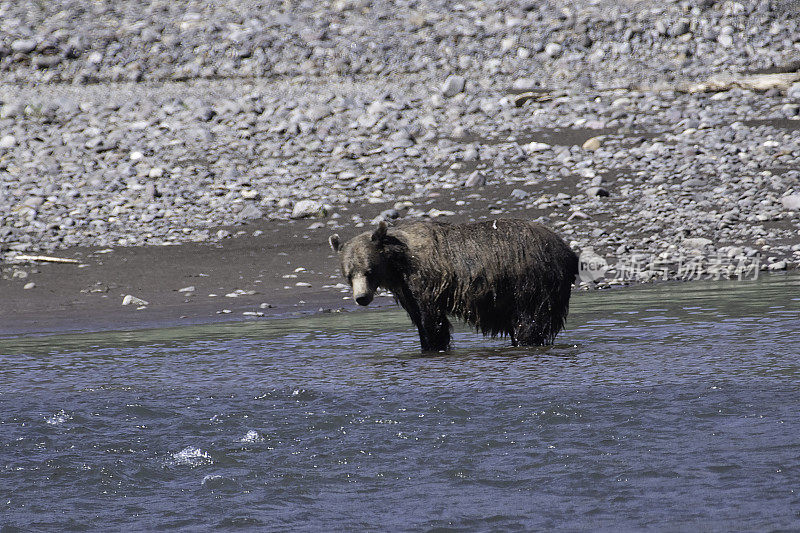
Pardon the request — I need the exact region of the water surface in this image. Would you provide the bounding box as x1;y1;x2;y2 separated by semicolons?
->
2;274;799;531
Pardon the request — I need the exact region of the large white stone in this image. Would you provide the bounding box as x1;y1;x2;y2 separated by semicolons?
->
781;194;800;211
291;199;325;219
0;135;16;149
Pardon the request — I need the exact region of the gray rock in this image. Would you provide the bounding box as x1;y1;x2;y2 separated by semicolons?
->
196;106;216;121
0;135;16;149
291;199;326;219
441;75;466;97
11;39;37;54
788;83;800;100
0;102;25;119
464;171;486;187
682;237;713;249
521;141;550;153
451;126;468;138
568;211;591;221
23;197;44;209
781;195;800;211
511;78;538;91
586;187;610;197
462;145;479;161
669;20;690;37
510;188;529;199
582;136;602;151
33;55;62;69
122;294;149;306
379;208;400;219
544;42;563;58
238;204;264;220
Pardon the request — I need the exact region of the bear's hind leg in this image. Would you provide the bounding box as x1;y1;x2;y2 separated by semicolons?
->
513;313;547;346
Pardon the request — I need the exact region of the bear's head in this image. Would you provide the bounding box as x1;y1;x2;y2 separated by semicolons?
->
329;221;392;306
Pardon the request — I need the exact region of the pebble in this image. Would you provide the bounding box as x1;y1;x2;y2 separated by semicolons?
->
717;34;733;47
582;136;602;151
788;83;800;100
0;135;16;149
291;200;325;219
379;208;400;220
238;204;264;220
441;75;466;97
511;78;538;91
682;237;713;249
586;187;610;197
781;195;800;211
522;141;550;153
11;39;37;54
464;171;486;187
568;211;591;221
544;43;563;58
122;294;148;306
23;282;35;290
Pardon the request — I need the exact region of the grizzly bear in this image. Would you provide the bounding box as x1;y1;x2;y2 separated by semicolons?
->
329;219;578;352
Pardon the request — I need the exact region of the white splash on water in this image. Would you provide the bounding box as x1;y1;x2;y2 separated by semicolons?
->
240;430;264;443
45;410;72;425
171;446;212;466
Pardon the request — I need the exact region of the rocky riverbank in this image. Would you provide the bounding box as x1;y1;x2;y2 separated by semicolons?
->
1;0;799;334
1;0;798;87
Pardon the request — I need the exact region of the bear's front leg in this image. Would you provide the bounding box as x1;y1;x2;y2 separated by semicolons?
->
416;312;451;352
396;288;451;352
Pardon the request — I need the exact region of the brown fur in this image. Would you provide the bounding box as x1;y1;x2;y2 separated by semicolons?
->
330;219;578;352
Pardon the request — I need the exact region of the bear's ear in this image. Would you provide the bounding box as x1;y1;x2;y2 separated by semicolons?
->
371;221;388;246
329;234;341;253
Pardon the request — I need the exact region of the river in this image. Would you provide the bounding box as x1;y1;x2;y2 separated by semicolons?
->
1;273;799;531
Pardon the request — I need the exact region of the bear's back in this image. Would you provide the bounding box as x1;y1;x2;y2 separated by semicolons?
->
392;219;575;275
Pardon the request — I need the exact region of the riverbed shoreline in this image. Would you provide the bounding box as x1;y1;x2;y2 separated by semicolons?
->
2;201;794;339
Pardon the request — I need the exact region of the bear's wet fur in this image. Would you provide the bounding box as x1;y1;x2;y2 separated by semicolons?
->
329;219;578;352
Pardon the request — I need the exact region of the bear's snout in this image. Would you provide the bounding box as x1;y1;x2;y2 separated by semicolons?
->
355;294;374;306
351;274;374;306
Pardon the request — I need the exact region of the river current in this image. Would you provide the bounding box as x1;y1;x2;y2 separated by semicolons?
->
2;274;799;531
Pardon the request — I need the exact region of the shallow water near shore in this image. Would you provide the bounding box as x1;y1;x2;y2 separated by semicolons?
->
2;274;800;531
